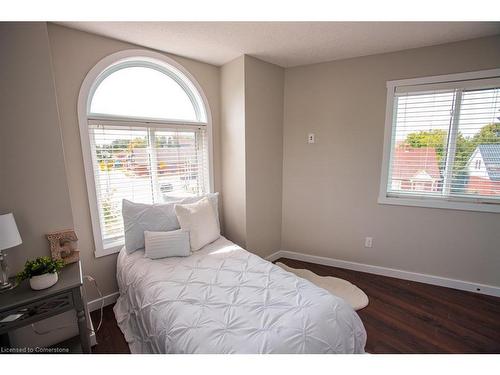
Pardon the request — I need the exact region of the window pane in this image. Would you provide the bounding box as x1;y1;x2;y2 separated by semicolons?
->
90;66;197;121
89;124;209;246
388;91;455;196
90;126;152;243
454;88;500;197
154;130;209;202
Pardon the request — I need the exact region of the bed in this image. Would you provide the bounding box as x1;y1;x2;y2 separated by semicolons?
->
114;236;367;354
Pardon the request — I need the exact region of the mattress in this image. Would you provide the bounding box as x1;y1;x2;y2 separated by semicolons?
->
114;236;367;353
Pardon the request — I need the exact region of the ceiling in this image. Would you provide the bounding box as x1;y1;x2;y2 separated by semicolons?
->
58;22;500;67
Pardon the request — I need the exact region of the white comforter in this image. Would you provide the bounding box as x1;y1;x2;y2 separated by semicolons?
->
114;236;366;353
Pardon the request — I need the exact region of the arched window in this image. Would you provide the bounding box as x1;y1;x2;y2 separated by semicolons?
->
79;50;212;257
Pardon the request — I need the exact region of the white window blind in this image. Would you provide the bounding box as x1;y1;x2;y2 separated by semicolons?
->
89;122;209;248
381;71;500;212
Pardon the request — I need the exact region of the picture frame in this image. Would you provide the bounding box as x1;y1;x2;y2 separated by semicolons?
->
46;229;80;265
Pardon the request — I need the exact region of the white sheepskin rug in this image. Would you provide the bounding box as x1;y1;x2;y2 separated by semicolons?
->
276;262;369;311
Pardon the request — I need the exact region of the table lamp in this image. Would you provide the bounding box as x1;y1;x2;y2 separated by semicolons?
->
0;213;22;291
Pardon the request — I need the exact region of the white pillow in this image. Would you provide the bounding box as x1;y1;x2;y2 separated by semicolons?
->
174;197;220;251
163;193;221;229
180;192;220;230
144;230;191;259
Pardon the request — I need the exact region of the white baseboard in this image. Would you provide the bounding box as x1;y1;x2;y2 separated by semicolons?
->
89;318;97;347
87;292;120;312
266;251;282;262
267;250;500;298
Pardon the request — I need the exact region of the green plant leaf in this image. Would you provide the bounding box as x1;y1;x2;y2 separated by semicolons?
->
16;256;65;282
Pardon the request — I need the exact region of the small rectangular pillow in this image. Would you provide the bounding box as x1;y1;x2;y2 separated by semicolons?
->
144;230;191;259
174;197;220;251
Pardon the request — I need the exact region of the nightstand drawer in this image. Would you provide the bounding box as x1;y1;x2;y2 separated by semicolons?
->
0;291;74;334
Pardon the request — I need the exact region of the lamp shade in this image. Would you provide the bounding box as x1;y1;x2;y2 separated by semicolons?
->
0;213;22;251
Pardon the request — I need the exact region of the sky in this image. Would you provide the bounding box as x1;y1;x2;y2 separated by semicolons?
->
90;66;198;122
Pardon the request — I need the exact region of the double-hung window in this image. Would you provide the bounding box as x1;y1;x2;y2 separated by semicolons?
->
79;52;212;256
379;69;500;213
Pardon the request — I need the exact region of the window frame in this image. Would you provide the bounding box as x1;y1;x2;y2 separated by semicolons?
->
78;49;214;257
378;68;500;214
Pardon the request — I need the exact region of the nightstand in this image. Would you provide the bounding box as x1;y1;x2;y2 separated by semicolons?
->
0;261;91;353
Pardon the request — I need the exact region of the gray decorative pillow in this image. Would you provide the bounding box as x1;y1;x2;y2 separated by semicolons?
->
122;199;181;253
144;230;191;259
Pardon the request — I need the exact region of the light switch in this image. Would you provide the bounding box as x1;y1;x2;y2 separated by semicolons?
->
364;237;373;248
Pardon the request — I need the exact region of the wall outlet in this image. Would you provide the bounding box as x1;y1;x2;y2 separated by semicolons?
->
364;237;373;248
308;133;315;144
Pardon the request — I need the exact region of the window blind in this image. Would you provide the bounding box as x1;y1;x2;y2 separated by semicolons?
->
386;80;500;204
88;122;209;247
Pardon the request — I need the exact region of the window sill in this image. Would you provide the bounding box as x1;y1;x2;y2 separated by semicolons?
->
378;195;500;214
95;243;124;258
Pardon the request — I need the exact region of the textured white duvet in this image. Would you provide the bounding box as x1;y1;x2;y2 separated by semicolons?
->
114;236;366;353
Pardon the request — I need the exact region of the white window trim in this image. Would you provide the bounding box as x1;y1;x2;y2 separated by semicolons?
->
378;68;500;214
78;49;214;258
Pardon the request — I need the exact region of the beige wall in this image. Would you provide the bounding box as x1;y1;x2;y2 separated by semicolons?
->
46;23;222;298
220;56;247;247
220;55;284;257
0;23;74;273
244;56;284;258
0;22;79;346
282;35;500;287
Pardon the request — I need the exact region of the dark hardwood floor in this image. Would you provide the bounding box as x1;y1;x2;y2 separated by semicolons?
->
90;303;130;354
90;258;500;354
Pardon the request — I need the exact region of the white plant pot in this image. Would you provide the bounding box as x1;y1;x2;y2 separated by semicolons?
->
29;272;58;290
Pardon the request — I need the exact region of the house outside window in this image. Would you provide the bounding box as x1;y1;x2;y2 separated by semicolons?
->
466;144;500;196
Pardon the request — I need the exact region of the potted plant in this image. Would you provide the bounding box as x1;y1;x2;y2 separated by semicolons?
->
16;256;65;290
